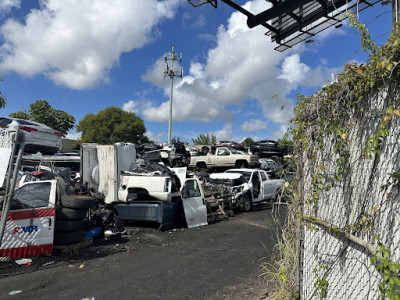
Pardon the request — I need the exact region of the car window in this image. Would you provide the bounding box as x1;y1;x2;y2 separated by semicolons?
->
12;182;52;209
14;119;38;126
229;148;240;154
260;172;267;181
182;179;202;198
217;148;229;156
0;118;12;126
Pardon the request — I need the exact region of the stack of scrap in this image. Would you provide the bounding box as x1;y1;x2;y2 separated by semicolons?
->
201;181;234;222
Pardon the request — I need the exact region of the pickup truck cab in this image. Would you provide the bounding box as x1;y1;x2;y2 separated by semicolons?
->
224;168;284;211
188;147;259;171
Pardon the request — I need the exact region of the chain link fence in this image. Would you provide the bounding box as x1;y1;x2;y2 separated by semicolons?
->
299;85;400;299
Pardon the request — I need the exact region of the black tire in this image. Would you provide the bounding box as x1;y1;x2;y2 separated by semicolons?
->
241;195;252;212
60;194;97;209
56;206;87;220
55;219;84;233
235;160;248;168
54;229;84;245
196;162;207;172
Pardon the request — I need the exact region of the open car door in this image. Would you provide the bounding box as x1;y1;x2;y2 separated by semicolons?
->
181;178;207;229
0;180;56;258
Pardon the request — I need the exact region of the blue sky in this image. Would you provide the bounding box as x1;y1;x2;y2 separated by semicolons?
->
0;0;392;144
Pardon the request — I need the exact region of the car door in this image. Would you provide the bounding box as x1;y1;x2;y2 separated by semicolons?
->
260;171;273;199
216;147;231;167
0;180;56;258
181;178;208;228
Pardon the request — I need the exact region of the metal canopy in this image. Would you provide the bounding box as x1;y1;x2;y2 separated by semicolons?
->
188;0;382;51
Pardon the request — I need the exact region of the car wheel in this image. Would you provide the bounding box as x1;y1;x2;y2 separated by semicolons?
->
54;229;84;245
196;162;207;172
235;160;248;168
55;206;88;220
55;219;84;233
241;195;252;212
60;194;97;210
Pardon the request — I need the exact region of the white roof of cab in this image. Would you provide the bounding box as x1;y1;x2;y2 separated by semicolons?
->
209;173;243;180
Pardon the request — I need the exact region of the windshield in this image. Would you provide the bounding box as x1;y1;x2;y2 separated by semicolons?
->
229;148;241;154
225;170;252;182
12;182;52;209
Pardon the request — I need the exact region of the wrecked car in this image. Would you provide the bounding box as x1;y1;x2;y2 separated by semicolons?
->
81;143;207;231
225;168;285;210
209;173;251;212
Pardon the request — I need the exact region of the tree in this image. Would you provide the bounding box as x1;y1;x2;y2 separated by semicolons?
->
9;100;75;137
76;106;150;145
277;132;294;146
0;79;6;109
9;111;30;120
171;136;183;143
242;137;255;147
191;133;216;145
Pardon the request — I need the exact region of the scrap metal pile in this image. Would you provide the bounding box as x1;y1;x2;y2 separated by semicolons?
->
199;178;234;222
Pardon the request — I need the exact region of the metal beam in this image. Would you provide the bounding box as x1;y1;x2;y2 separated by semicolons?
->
247;0;315;28
220;0;279;33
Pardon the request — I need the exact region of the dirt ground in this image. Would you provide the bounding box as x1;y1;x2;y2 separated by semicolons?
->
0;204;287;300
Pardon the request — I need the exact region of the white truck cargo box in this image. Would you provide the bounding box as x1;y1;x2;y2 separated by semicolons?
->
81;143;136;204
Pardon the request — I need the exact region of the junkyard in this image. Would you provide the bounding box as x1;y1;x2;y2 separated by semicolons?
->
0;125;291;299
1;1;399;299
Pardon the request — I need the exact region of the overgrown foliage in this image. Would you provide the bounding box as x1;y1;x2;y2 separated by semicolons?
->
76;106;150;145
264;17;400;299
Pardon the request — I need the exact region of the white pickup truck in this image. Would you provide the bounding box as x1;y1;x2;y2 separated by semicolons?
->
188;147;259;170
81;143;207;230
223;168;285;211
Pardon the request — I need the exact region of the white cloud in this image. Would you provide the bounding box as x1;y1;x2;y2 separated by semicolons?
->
145;130;164;143
240;119;267;132
124;0;337;127
0;0;181;89
0;0;20;17
65;131;81;140
122;100;140;114
214;123;233;141
279;54;310;85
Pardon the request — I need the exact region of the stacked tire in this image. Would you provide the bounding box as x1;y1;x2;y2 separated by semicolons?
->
54;194;97;246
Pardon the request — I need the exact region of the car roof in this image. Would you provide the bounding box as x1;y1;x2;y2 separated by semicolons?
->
210;173;244;180
226;168;261;173
3;117;53;128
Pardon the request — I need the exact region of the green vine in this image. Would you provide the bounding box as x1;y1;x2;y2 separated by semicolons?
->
266;15;400;300
313;264;329;298
370;241;400;300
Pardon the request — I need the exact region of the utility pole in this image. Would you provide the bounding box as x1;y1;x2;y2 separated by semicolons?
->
394;0;400;29
163;45;183;145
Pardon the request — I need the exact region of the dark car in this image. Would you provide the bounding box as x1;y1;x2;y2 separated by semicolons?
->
136;143;162;156
249;140;285;157
214;140;246;151
140;150;170;164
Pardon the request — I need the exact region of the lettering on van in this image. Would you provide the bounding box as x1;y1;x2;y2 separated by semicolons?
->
12;226;38;234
